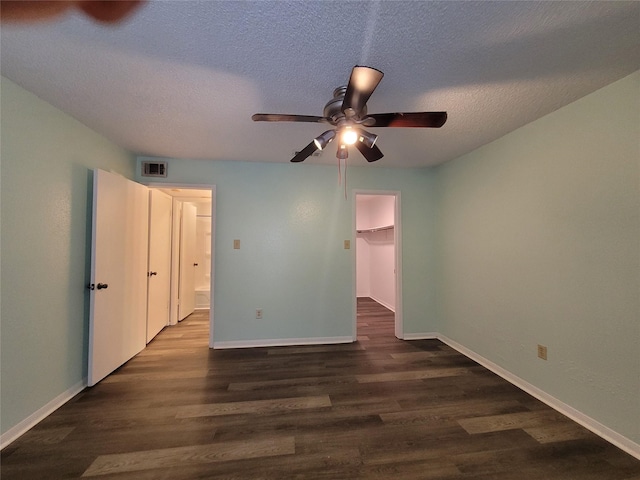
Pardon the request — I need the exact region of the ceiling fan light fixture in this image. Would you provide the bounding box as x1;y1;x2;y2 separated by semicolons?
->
358;129;378;148
341;127;358;145
337;144;348;160
313;130;336;150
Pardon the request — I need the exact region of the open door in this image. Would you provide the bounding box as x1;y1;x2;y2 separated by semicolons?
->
178;202;197;320
146;189;172;343
88;170;149;386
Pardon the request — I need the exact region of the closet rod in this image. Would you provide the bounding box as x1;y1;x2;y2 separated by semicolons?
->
356;225;394;234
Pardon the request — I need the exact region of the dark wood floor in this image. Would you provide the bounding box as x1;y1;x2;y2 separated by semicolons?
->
2;298;639;479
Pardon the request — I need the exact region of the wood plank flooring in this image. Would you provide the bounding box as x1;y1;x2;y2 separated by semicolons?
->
2;298;639;479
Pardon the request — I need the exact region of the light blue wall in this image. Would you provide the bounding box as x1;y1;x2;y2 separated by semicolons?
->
0;77;136;435
135;159;439;343
434;71;639;443
2;66;637;451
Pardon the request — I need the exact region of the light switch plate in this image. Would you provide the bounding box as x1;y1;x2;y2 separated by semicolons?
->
537;344;548;360
233;239;240;249
344;240;350;249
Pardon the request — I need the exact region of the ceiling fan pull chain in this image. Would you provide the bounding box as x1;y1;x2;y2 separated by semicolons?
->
344;159;348;200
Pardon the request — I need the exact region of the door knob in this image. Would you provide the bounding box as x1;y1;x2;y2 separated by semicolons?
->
96;283;109;290
193;263;199;266
148;271;157;276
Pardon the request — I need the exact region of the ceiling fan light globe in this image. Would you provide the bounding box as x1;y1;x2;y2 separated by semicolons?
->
358;130;378;148
337;144;349;160
313;130;336;150
342;128;358;145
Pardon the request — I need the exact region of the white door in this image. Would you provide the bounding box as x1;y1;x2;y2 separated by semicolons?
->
146;189;173;343
88;170;149;386
178;202;197;320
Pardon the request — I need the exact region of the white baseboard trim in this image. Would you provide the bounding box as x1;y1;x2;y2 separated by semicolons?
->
369;295;395;313
402;332;439;341
436;334;640;460
213;336;354;350
1;380;86;450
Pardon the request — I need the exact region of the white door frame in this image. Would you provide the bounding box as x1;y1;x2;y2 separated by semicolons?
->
352;190;403;340
144;182;216;349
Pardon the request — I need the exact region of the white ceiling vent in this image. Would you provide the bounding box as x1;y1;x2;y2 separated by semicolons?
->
141;161;167;177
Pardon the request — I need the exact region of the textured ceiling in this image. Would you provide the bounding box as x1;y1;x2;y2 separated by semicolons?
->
1;1;638;167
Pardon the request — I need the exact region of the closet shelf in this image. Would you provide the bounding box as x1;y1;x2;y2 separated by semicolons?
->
356;225;394;234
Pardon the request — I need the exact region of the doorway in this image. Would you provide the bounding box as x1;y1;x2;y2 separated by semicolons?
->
148;184;215;348
88;173;216;386
353;191;402;339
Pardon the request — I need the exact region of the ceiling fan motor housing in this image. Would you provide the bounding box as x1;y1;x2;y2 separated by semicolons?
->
323;86;366;125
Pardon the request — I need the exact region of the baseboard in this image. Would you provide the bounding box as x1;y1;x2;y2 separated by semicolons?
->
402;332;438;341
1;380;86;450
436;334;640;460
213;336;353;350
369;295;395;313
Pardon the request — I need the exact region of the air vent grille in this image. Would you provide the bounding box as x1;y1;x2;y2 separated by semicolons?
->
141;161;167;177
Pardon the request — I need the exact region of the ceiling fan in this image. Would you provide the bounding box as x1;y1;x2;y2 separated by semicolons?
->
252;66;447;163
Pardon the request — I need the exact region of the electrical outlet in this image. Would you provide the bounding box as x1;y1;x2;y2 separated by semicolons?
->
537;344;548;360
255;309;263;320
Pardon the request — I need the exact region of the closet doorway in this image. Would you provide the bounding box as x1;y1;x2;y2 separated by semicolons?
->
354;191;402;339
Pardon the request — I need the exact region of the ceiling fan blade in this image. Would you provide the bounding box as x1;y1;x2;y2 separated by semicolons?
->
342;66;384;117
355;141;384;163
252;114;327;123
364;112;447;128
290;141;318;163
